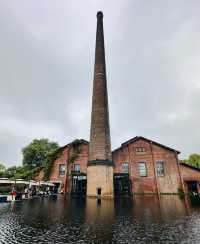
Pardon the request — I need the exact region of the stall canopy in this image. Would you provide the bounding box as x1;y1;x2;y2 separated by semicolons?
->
0;178;54;186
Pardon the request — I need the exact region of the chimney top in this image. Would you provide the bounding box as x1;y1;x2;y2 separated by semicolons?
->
97;11;103;19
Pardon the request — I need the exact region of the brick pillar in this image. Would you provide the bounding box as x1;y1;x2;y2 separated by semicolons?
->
87;11;114;198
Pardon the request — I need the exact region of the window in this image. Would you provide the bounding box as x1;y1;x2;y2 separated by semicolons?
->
74;164;80;172
156;161;165;177
135;147;146;154
122;163;129;173
59;164;66;176
138;162;147;177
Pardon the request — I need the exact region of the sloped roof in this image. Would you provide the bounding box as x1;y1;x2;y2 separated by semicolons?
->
180;162;200;172
113;136;180;154
58;139;89;151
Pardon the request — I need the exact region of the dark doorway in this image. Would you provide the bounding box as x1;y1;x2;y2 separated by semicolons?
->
187;181;198;193
53;183;61;193
97;188;101;196
114;173;131;196
71;175;87;195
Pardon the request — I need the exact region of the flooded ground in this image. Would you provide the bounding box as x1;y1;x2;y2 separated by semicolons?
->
1;195;200;243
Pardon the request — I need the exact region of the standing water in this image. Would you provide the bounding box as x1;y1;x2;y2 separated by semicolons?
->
1;195;200;243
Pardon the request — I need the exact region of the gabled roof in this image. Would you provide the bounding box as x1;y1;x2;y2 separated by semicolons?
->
113;136;180;154
59;139;89;151
180;162;200;172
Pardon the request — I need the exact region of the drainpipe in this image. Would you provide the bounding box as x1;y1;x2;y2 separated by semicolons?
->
127;145;131;177
150;141;160;195
175;151;186;194
127;145;132;194
64;145;70;195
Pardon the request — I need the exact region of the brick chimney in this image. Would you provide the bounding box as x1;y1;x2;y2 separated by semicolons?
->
89;11;112;163
87;11;114;198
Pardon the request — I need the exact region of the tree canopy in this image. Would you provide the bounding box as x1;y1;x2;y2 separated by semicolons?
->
22;139;59;169
0;163;6;177
183;153;200;169
0;138;60;180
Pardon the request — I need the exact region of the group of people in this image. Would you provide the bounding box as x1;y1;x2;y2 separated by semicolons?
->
10;185;48;201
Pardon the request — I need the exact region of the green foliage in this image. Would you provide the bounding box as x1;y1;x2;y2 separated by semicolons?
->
3;166;18;178
43;148;62;181
0;138;59;181
1;165;41;180
183;154;200;169
0;163;6;177
0;186;12;195
69;139;82;164
178;187;185;199
22;138;59;169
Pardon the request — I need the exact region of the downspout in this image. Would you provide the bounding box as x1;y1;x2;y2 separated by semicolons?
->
150;141;160;195
127;144;132;194
64;145;70;194
127;145;131;177
175;150;186;194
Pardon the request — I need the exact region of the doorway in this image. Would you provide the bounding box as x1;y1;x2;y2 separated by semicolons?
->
114;173;131;196
186;181;198;193
97;188;101;196
71;175;87;195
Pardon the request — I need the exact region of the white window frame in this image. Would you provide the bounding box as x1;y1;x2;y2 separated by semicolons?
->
156;161;165;177
74;164;80;173
122;162;129;173
59;164;66;176
138;162;147;177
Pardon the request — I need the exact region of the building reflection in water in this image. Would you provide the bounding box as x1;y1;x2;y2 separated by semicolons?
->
132;195;189;222
1;195;200;244
85;197;115;242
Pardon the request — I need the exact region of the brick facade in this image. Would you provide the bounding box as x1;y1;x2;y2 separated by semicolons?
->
49;140;88;193
112;137;183;193
48;136;200;195
180;163;200;193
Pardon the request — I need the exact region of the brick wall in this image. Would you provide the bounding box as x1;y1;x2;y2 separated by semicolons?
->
49;138;185;194
180;164;200;181
112;138;182;193
49;142;88;193
180;164;200;193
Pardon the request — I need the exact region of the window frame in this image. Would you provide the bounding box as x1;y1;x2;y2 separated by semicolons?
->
135;147;146;154
121;162;129;173
59;164;66;177
156;161;165;177
74;164;81;173
138;162;147;177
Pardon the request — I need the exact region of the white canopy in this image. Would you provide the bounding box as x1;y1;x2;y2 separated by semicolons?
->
39;181;55;186
0;178;54;186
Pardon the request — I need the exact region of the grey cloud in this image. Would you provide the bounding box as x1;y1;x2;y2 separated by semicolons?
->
0;1;200;166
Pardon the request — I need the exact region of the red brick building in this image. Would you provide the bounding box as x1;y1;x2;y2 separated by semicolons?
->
180;163;200;193
49;136;200;195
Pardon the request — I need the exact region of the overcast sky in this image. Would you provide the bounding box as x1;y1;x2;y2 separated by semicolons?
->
0;1;200;167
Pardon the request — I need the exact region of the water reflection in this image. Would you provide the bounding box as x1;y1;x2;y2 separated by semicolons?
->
1;195;200;243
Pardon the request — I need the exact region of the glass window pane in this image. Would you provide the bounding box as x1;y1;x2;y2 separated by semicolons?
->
122;163;129;173
138;162;147;177
59;164;66;176
74;164;80;172
156;161;165;176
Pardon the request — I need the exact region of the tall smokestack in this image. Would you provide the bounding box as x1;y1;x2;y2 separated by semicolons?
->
87;11;114;198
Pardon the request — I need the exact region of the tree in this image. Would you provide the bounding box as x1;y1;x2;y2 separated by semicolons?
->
183;153;200;169
3;166;18;178
22;139;59;169
0;163;6;177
